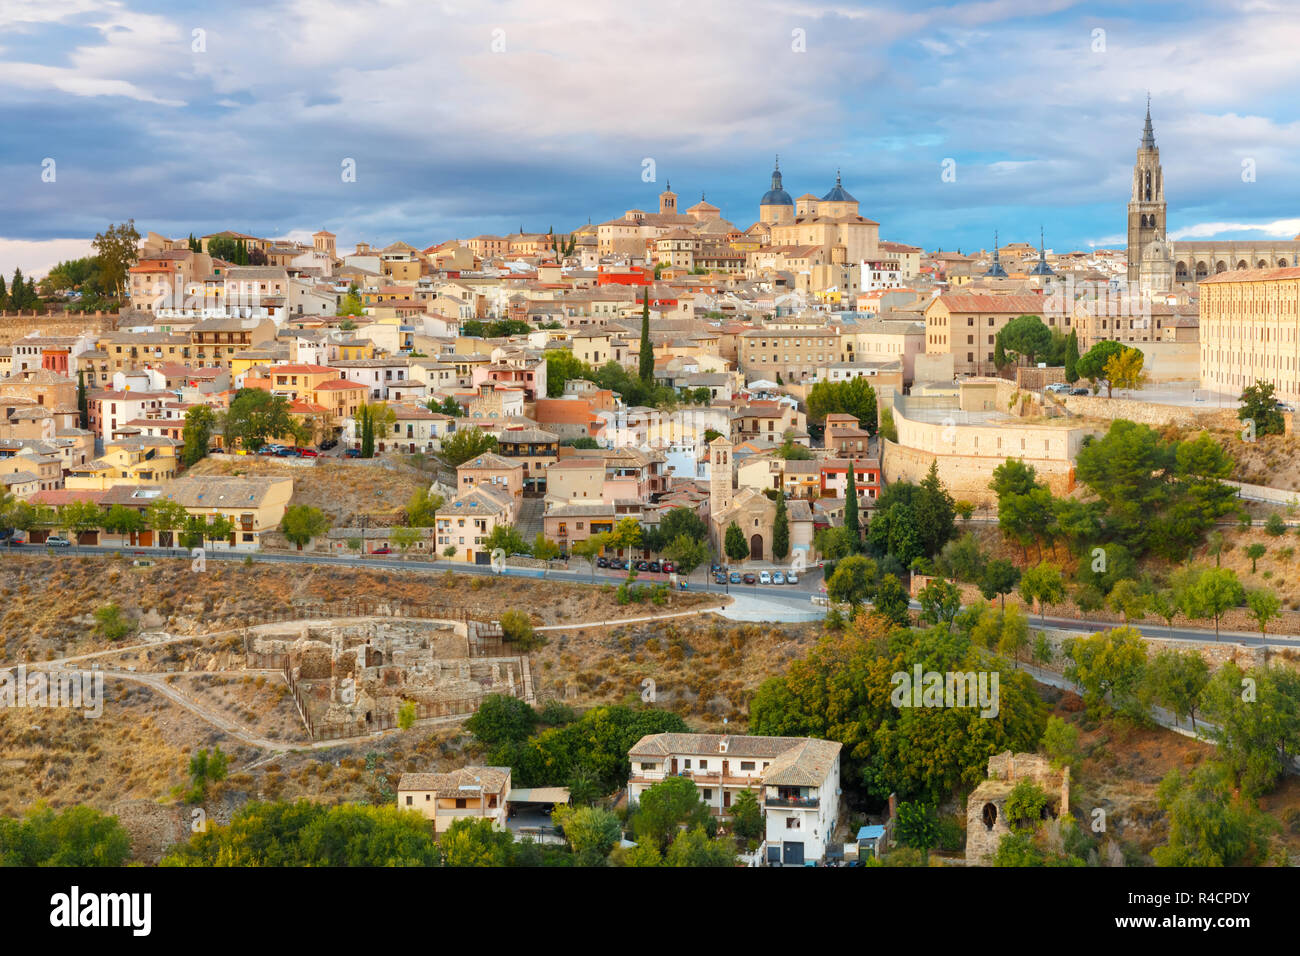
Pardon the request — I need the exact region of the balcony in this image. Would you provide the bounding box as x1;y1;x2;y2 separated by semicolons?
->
766;795;819;809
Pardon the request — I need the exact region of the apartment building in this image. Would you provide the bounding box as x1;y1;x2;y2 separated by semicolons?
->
923;293;1049;377
737;327;841;384
1199;266;1300;402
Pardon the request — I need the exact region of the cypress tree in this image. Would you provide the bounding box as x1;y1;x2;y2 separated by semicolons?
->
77;370;88;429
638;288;654;386
845;465;860;544
772;493;789;561
1064;330;1080;383
0;272;8;310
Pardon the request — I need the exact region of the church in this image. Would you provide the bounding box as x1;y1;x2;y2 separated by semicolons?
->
1127;101;1300;290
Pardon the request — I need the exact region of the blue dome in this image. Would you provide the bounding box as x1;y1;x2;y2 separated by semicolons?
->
821;170;856;203
760;159;794;207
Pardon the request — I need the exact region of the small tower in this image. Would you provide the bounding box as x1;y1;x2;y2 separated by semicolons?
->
1030;226;1055;277
709;434;733;519
759;155;795;225
313;229;336;258
659;181;678;216
984;230;1008;278
1127;95;1168;284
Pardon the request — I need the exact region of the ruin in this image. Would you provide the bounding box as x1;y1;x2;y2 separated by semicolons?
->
964;751;1070;864
245;616;533;740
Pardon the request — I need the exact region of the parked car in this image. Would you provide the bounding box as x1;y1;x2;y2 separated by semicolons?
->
370;546;392;555
635;560;649;572
661;561;675;574
276;448;301;457
45;536;71;548
1070;387;1091;396
772;571;786;585
786;571;799;585
4;537;24;547
344;448;361;458
759;571;773;585
714;572;728;585
596;557;609;568
1045;382;1070;393
709;563;723;574
257;446;278;456
647;561;661;573
742;572;757;585
729;571;742;584
295;447;319;457
319;438;339;450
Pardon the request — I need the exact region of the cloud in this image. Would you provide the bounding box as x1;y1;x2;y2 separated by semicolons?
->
0;238;96;277
1169;219;1300;240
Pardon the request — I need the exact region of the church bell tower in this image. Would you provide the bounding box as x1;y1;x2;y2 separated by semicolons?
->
1127;97;1167;283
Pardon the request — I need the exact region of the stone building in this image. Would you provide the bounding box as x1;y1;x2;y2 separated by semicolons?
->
965;751;1070;864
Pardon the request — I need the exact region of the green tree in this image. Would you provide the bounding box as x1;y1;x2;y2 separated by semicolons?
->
1061;626;1148;717
771;493;790;561
225;388;305;451
91;220;141;298
1246;589;1282;638
844;466;861;543
465;694;537;744
826;555;877;607
997;314;1052;366
1144;649;1209;732
724;521;749;563
92;603;132;640
1041;716;1080;770
1063;330;1080;383
101;504;144;539
1152;764;1274;867
730;788;763;841
145;498;189;547
390;526;421;553
638;288;654;386
181;404;215;467
873;573;912;627
0;804;131;866
1244;542;1266;573
1074;339;1128;396
664;826;736;867
59;499;104;538
397;701;417;730
499;609;540;649
979;558;1020;610
659;506;708;545
553;805;622;865
806;377;878;435
336;283;364;316
405;487;444;527
1192;567;1245;640
917;576;961;626
440;427;499;466
1004;779;1049;834
279;504;331;550
1238;380;1285;437
441;817;516;867
665;533;708;581
632;775;712;853
572;532;611;581
895;801;940;857
914;461;956;558
1018;561;1064;625
1203;662;1300;796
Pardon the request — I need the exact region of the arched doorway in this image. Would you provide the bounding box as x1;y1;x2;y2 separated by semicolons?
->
749;534;764;561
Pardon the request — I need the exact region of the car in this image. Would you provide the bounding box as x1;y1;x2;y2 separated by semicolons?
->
714;572;727;585
772;571;786;585
45;536;71;548
257;447;277;456
661;561;675;574
207;447;224;454
1045;382;1070;393
370;546;392;555
596;557;609;568
1070;387;1091;396
320;438;339;450
742;572;757;585
4;537;24;547
759;571;773;585
295;447;319;457
729;571;742;584
786;571;799;585
344;448;362;458
710;563;723;574
635;560;649;572
275;448;301;457
647;561;661;573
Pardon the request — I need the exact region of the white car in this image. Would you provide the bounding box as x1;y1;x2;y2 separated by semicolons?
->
1045;382;1070;393
786;571;799;585
759;571;773;585
772;571;786;585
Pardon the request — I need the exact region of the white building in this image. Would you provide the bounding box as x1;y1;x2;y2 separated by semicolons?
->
627;732;842;866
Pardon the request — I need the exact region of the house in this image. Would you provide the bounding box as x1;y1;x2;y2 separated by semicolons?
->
157;475;293;550
627;732;842;866
435;485;515;563
456;452;524;503
397;766;511;833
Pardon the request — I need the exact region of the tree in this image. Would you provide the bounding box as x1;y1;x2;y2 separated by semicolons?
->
532;534;561;564
844;466;861;543
730;788;763;842
484;523;530;556
771;494;790;561
572;532;611;581
814;525;855;561
279;505;331;550
996;604;1031;667
1074;340;1128;396
1103;346;1147;395
1244;542;1266;573
879;407;898;443
0;804;131;867
336;284;364;317
1238;380;1285;437
1018;562;1064;625
355;402;396;459
397;700;417;730
638;288;654;386
181;404;215;467
1192;567;1245;640
1149;588;1180;638
440;427;498;466
1152;765;1274;867
101;504;144;538
979;558;1020;610
806;377;878;434
553;805;622;865
724;521;749;563
544;350;598;397
997;314;1052;367
1062;626;1148;717
1041;716;1080;770
224;388;304;451
76;370;89;429
145;498;189;547
1107;578;1149;623
1063;330;1080;383
1203;662;1300;796
665;534;708;581
632;776;712;853
390;526;421;553
499;609;540;649
826;555;877;608
92;603;133;641
1004;779;1049;834
466;694;538;744
59;499;103;538
873;573;912;627
1144;649;1209;732
441;817;516;867
914;461;956;557
405;487;444;527
664;826;736;867
91;220;141;298
917;576;961;626
658;506;708;545
611;516;643;552
894;801;940;857
1246;589;1282;638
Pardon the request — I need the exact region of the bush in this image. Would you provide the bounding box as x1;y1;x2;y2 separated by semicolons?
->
1265;512;1287;536
499;610;542;649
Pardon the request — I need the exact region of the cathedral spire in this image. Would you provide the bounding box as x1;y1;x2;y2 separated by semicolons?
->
1142;95;1156;149
1031;225;1055;276
984;229;1008;278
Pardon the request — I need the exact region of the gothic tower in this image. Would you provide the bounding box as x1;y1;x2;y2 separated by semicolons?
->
1127;98;1167;283
709;434;733;520
659;181;678;216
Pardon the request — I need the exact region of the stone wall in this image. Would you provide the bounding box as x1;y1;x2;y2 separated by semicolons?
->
1058;393;1228;428
882;438;1076;506
0;311;118;345
965;751;1069;864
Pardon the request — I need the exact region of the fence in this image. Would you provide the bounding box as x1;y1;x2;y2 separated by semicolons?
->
243;601;473;625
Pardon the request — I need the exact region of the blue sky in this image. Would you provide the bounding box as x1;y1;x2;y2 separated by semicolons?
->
4;0;1300;274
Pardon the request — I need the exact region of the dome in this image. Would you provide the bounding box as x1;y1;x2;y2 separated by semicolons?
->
820;169;856;203
760;159;793;207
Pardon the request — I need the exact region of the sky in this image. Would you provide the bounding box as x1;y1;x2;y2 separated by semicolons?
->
3;0;1300;276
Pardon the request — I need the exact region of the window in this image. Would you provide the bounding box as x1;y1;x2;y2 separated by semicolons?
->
740;761;755;771
405;795;413;805
786;817;801;829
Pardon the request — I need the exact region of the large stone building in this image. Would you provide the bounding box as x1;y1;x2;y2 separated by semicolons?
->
1199;267;1300;402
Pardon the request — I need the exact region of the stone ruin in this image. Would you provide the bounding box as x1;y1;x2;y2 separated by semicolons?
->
964;751;1070;864
246;617;532;738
